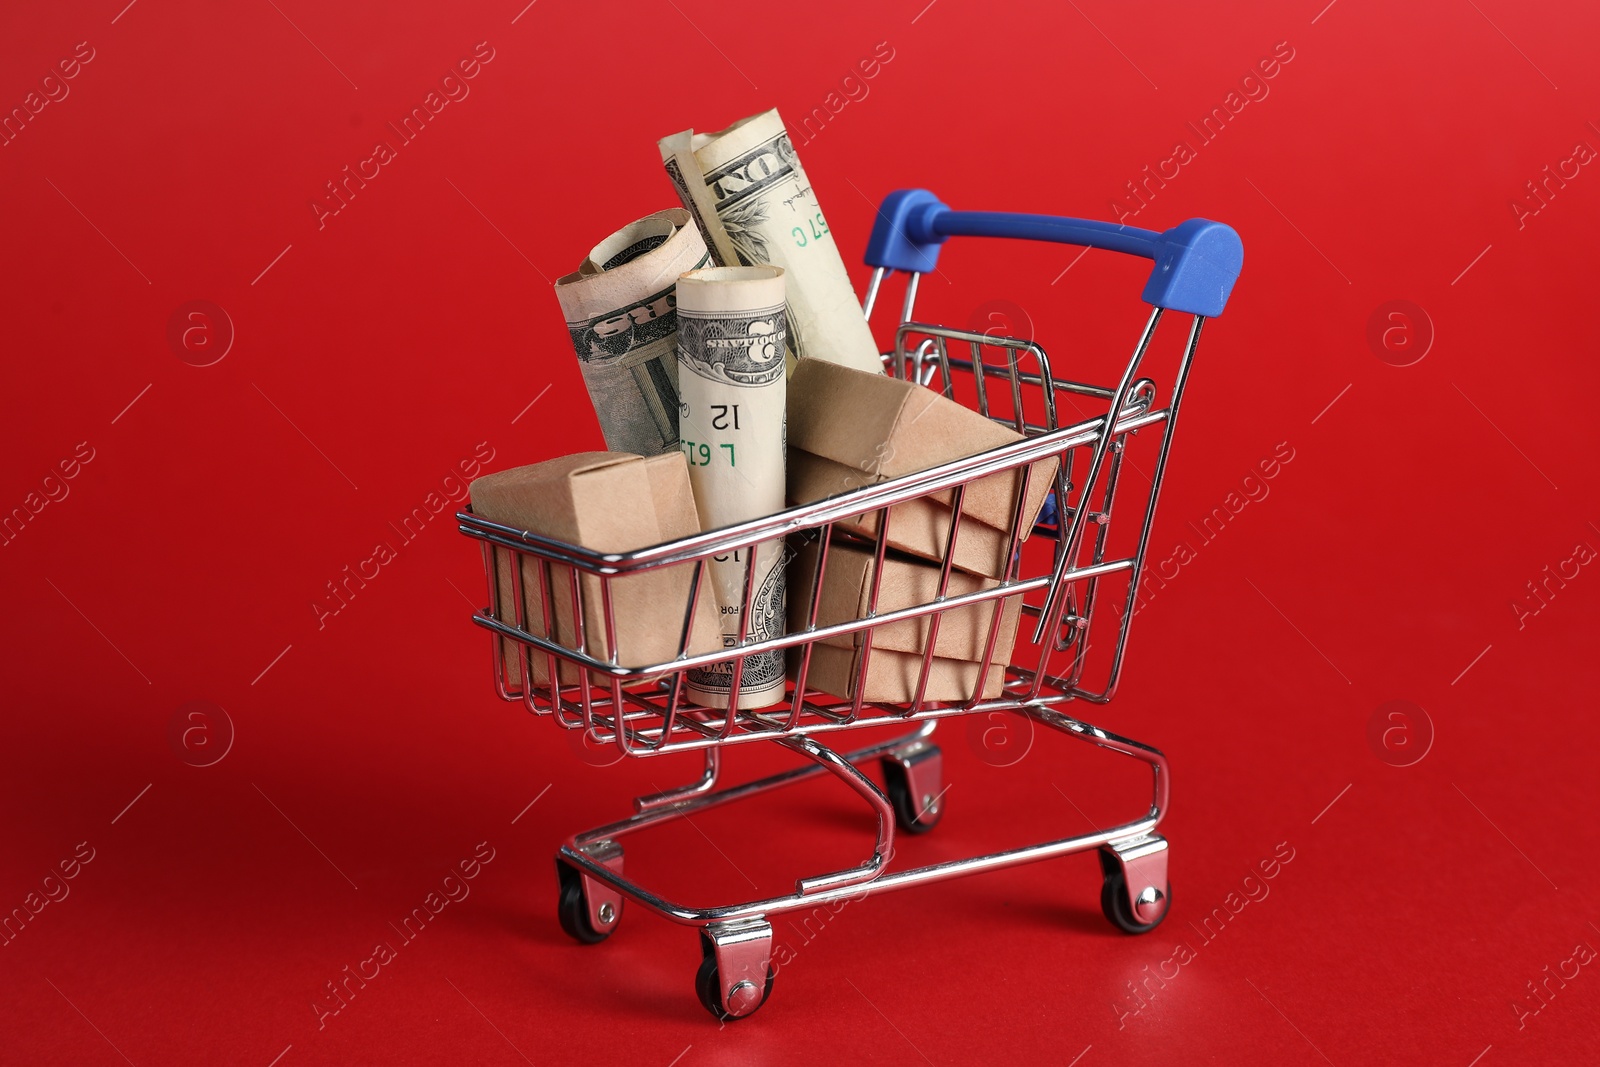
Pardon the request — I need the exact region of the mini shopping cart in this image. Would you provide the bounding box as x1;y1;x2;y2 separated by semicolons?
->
457;188;1243;1021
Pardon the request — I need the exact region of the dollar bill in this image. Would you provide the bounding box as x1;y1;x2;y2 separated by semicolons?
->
553;208;710;455
659;109;884;376
675;266;788;710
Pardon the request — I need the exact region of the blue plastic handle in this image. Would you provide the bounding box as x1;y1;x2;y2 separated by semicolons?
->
864;189;1243;318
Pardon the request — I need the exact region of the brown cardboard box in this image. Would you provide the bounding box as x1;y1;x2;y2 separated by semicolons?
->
788;536;1023;703
469;452;721;687
787;359;1057;579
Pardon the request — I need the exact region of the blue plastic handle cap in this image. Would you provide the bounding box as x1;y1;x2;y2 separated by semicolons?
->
864;188;1243;318
1140;218;1244;318
864;189;950;275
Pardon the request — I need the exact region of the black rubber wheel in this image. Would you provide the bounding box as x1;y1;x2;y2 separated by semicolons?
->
1097;850;1169;935
694;936;775;1022
555;860;611;945
881;757;942;835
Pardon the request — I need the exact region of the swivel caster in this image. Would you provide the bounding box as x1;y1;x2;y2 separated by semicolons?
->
881;742;943;835
1098;835;1170;934
694;919;774;1022
555;841;624;945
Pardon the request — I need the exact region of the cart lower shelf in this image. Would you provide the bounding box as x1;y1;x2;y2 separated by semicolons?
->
552;704;1171;1021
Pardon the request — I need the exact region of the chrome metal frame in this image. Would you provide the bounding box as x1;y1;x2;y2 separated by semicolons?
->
457;264;1208;1018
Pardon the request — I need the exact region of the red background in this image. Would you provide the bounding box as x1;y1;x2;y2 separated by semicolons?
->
3;0;1598;1063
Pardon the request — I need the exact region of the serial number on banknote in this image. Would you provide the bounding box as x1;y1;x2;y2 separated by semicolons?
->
791;212;830;248
682;440;738;467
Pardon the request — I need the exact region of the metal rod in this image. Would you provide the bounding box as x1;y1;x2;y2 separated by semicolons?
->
561;706;1165;925
1086;316;1207;703
457;406;1169;576
634;749;721;812
1030;307;1163;651
861;266;888;320
469;555;1139;681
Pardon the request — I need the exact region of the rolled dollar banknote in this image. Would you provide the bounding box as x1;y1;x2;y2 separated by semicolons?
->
554;208;710;455
676;266;788;709
660;109;884;376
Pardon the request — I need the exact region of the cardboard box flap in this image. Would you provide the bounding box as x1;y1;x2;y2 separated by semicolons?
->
789;447;1055;580
789;359;1027;482
471;451;663;554
787;359;1057;577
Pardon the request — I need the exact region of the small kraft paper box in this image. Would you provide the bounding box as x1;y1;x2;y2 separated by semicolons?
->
469;451;721;687
786;359;1057;580
788;535;1024;703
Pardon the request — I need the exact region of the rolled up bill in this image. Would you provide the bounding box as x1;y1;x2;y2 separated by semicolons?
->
676;266;788;709
660;109;884;376
554;208;711;455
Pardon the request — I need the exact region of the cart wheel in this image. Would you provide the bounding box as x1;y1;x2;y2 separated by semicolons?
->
694;941;775;1022
1099;864;1170;935
555;860;613;944
881;752;943;835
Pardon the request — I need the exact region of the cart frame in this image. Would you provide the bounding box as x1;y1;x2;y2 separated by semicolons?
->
456;188;1242;1020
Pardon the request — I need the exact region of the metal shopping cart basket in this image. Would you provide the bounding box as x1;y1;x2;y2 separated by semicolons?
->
456;188;1243;1021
